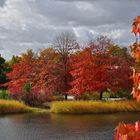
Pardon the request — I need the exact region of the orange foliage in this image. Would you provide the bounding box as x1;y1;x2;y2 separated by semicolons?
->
130;16;140;101
132;16;140;36
115;122;140;140
70;43;132;96
115;15;140;140
5;49;64;103
131;68;140;101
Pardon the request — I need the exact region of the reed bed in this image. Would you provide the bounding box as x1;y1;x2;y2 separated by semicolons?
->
0;100;31;114
51;100;140;114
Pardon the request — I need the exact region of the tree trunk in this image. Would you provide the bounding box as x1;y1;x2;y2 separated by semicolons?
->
100;91;103;100
64;93;68;100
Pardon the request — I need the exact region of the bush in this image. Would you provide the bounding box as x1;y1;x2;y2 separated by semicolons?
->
76;92;100;100
51;100;140;114
77;92;90;100
110;90;132;99
117;90;132;98
102;92;110;99
90;92;100;100
46;95;64;102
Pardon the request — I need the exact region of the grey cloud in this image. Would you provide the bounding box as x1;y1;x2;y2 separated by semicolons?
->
0;0;6;7
0;0;140;60
33;0;140;28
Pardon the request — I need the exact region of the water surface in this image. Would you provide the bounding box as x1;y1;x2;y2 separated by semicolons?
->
0;113;140;140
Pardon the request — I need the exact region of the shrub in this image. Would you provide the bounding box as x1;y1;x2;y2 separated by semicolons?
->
46;95;64;102
78;92;90;100
110;90;132;99
51;100;140;114
102;92;110;99
116;90;132;98
90;92;100;100
76;92;100;100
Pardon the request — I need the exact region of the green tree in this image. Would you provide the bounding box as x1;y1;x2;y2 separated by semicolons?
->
108;45;134;64
8;55;21;66
0;55;10;89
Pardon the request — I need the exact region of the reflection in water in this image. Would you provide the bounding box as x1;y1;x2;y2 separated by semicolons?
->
0;113;139;140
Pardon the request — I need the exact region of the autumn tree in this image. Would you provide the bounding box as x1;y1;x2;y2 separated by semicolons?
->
70;36;133;99
6;48;65;105
33;48;64;96
5;50;36;103
53;31;79;99
69;42;111;99
69;48;96;97
108;45;133;94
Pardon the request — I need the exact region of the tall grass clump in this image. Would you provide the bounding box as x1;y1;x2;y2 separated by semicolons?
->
0;90;9;99
51;100;140;114
0;100;31;114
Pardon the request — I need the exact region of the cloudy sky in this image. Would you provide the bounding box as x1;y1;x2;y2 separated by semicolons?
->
0;0;139;59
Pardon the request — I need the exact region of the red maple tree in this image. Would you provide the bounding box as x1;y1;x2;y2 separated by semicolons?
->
5;49;64;104
69;37;133;99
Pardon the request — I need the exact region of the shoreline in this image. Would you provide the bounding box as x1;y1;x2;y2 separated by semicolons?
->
1;100;140;115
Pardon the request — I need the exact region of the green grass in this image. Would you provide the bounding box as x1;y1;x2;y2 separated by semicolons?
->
0;100;50;115
51;100;140;114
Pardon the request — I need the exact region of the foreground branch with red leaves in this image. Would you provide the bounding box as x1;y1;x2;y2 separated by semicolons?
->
115;16;140;140
115;122;140;140
130;16;140;101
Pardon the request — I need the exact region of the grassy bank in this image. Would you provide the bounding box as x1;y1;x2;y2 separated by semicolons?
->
0;100;33;114
2;100;140;115
51;100;140;114
0;100;50;115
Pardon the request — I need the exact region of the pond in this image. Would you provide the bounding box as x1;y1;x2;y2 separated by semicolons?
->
0;113;140;140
